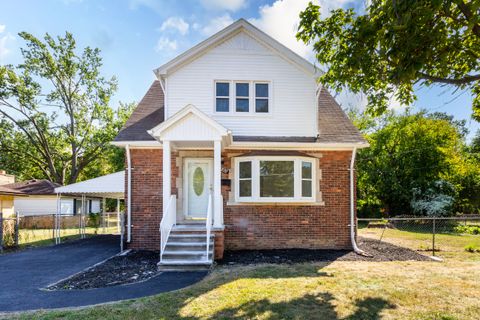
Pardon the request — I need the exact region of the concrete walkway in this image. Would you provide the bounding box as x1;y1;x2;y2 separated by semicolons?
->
0;235;207;312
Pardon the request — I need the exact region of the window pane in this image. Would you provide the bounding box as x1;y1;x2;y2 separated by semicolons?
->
302;161;312;179
302;180;312;197
236;98;249;112
239;161;251;179
216;98;229;112
239;180;252;197
255;99;269;113
260;161;294;197
255;83;268;97
216;82;229;96
236;83;249;97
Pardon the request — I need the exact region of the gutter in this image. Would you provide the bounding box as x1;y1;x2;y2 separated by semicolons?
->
350;147;369;256
126;144;132;242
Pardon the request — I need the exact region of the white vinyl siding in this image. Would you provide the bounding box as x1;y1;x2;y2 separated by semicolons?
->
166;32;317;137
234;156;316;203
14;197;101;216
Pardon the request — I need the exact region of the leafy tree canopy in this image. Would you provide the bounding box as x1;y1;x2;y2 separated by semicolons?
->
297;0;480;119
352;109;480;216
0;32;133;184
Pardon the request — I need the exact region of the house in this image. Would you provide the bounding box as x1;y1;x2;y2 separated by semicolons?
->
112;19;368;269
0;170;21;217
2;179;101;216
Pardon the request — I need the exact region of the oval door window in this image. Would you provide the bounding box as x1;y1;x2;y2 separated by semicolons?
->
193;167;205;196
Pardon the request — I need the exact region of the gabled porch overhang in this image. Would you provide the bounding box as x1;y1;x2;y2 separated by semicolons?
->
147;104;231;229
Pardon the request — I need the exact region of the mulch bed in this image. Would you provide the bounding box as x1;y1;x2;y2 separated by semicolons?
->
47;238;431;290
218;237;432;265
47;250;160;290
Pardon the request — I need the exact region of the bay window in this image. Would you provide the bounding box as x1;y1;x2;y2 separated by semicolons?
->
235;157;316;202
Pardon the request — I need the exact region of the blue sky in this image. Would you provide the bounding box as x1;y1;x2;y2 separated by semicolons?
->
0;0;478;140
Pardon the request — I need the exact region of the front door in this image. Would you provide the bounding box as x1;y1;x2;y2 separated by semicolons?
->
184;158;213;219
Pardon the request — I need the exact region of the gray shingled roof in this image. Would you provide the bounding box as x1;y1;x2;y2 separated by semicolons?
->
114;81;164;142
114;82;366;144
3;179;61;195
316;88;366;143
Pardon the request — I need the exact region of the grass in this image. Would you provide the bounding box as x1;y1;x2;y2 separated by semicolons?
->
4;227;480;319
358;226;480;259
1;227;118;251
8;260;480;320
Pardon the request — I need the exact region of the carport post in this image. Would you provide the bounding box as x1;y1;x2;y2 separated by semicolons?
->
102;197;106;233
0;211;3;252
55;193;62;244
116;198;120;234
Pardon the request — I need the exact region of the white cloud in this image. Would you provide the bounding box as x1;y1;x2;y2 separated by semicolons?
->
0;25;15;64
155;36;178;52
249;0;356;61
200;0;246;12
201;14;234;36
159;17;189;35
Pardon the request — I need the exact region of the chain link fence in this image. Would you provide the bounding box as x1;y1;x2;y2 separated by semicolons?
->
0;211;123;252
358;216;480;257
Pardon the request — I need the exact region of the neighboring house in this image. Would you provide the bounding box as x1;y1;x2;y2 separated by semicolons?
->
2;179;101;216
0;170;20;217
113;19;368;269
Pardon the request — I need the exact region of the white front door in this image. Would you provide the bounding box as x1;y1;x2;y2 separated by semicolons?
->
184;158;213;219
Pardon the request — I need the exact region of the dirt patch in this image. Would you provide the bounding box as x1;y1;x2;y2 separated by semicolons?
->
218;237;432;265
47;250;160;290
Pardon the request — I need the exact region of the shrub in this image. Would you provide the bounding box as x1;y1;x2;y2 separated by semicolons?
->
454;225;480;235
464;244;480;253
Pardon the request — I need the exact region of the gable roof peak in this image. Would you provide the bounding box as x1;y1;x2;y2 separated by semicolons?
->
154;18;321;78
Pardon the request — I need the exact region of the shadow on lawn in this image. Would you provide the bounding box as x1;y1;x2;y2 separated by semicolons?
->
203;292;394;320
122;262;396;320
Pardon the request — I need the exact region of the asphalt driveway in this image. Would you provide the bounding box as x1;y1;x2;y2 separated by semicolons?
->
0;235;207;312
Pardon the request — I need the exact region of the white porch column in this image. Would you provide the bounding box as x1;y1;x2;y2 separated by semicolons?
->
213;140;223;227
162;140;171;214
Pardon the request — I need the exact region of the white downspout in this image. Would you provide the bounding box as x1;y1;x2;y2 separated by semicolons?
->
350;147;368;255
126;144;132;242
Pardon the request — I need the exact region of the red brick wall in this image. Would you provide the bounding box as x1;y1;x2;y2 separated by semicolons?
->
222;150;353;251
126;148;177;250
126;148;354;253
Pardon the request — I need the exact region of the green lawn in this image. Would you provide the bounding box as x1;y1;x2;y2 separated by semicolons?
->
10;259;480;320
4;228;480;320
4;227;119;250
358;226;480;259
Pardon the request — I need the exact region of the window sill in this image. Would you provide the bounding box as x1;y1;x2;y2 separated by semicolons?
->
226;201;325;206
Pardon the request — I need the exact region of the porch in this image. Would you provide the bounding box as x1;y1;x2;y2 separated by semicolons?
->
147;105;230;269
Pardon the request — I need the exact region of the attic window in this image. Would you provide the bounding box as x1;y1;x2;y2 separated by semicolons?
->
255;83;269;113
214;80;271;114
215;82;230;112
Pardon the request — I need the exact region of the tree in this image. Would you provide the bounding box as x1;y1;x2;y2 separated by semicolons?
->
297;1;480;119
0;32;131;184
355;110;466;216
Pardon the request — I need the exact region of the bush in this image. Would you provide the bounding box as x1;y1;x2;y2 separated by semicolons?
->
454;225;480;235
464;244;480;253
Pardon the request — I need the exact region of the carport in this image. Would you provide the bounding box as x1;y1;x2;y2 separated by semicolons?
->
54;171;125;247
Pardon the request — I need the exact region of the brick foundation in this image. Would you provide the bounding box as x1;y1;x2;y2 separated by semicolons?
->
125;148;354;256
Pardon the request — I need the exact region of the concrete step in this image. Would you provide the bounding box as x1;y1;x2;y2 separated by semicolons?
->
165;242;212;251
162;252;213;260
172;225;207;232
168;234;214;242
158;259;212;271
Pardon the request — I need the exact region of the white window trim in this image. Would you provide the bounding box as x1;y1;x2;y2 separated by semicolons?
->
214;80;272;116
234;156;316;203
254;81;270;113
215;80;231;112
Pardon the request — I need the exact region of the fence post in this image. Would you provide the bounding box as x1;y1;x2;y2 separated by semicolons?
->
432;217;436;256
14;212;20;246
0;211;3;252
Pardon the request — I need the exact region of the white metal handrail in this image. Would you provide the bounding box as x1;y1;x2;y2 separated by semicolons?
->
160;195;176;262
205;192;213;261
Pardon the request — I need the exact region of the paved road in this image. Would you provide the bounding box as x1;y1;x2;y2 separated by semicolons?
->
0;235;207;312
